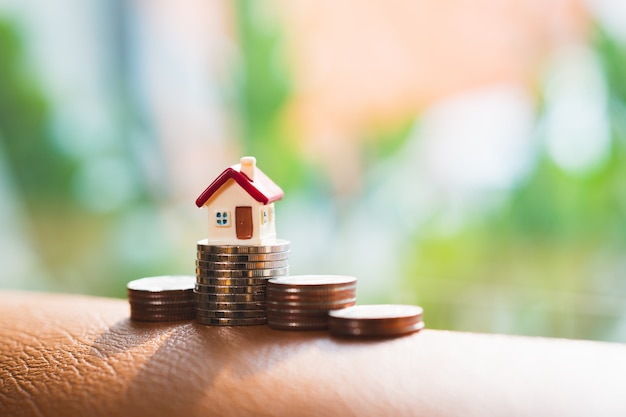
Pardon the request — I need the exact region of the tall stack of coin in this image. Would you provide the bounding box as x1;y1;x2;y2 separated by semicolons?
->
195;239;290;326
266;275;357;330
127;275;196;322
328;304;424;338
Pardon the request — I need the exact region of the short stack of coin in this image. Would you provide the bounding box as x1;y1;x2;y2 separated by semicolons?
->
127;275;196;322
266;275;357;330
195;239;290;326
328;304;424;338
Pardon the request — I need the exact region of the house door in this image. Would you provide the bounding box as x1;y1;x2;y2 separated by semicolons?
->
235;206;253;239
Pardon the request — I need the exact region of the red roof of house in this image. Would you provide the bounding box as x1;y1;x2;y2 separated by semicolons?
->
195;162;284;207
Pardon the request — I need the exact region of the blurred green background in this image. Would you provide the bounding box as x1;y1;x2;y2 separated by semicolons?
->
2;0;626;342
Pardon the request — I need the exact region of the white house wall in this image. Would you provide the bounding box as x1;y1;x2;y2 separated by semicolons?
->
203;179;277;245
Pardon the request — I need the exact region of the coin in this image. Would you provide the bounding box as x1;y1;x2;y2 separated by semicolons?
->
264;275;358;331
328;321;425;337
128;301;196;310
194;284;267;294
127;298;197;306
128;288;193;304
127;275;197;322
193;292;267;302
197;239;290;254
130;306;196;315
267;288;356;301
266;289;356;303
193;239;291;326
266;298;356;309
196;251;290;262
266;304;354;315
268;275;357;288
195;267;289;278
328;305;424;338
196;309;267;319
195;316;267;326
195;276;271;286
195;300;266;310
196;259;290;270
127;275;196;292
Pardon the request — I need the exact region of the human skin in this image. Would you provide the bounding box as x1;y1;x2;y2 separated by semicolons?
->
1;291;625;417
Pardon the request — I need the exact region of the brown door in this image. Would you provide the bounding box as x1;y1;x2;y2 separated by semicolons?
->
235;206;253;239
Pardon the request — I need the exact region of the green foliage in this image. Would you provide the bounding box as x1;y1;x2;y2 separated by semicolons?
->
400;26;626;341
361;118;415;169
233;0;310;192
0;20;78;207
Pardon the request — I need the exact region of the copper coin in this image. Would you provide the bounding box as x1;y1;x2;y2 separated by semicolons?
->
267;311;329;320
130;305;196;313
196;300;266;310
330;321;425;337
266;289;356;302
196;309;267;319
193;292;267;302
266;303;355;314
127;291;194;301
195;316;267;326
197;239;290;254
328;305;424;338
127;275;196;293
266;298;356;309
196;251;290;262
195;267;289;278
128;298;196;306
268;275;356;288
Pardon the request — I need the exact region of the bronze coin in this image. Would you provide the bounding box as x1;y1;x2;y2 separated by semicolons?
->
130;305;196;313
330;321;425;338
266;289;356;302
127;275;196;292
196;309;267;319
328;305;424;338
196;300;266;310
268;275;356;288
195;316;267;326
128;298;196;306
266;303;355;314
193;292;267;303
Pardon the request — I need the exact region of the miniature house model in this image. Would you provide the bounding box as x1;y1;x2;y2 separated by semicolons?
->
195;157;284;245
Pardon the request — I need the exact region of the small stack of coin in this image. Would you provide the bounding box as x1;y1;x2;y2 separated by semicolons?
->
328;304;424;338
266;275;357;330
195;239;290;326
127;275;196;322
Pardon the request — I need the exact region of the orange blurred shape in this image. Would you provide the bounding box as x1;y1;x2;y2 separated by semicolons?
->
276;0;589;189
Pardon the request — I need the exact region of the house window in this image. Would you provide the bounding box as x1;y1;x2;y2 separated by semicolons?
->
215;210;231;227
260;207;268;225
